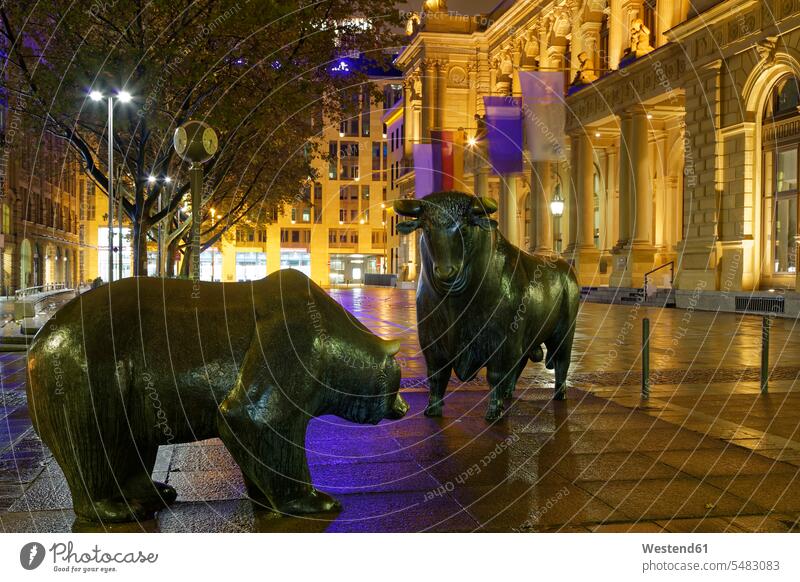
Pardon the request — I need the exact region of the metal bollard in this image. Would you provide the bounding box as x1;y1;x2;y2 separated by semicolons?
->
642;317;650;398
761;316;770;394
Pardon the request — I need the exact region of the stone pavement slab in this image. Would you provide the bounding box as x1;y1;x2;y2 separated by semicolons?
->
2;289;800;533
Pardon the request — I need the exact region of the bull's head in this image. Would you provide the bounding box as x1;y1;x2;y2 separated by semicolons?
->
394;191;498;292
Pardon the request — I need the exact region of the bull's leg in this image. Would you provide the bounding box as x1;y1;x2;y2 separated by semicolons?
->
547;328;575;401
424;364;452;417
501;358;528;400
485;361;524;422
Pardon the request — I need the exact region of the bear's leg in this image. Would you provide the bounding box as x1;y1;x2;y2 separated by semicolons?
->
42;426;153;524
424;364;451;417
118;446;177;514
218;395;340;516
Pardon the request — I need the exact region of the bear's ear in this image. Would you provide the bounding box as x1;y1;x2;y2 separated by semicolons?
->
396;219;420;235
382;339;401;356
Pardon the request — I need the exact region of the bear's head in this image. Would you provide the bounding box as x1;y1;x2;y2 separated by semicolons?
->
322;334;408;425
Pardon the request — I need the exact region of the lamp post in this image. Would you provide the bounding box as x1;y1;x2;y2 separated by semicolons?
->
210;207;216;281
89;89;131;283
550;183;565;253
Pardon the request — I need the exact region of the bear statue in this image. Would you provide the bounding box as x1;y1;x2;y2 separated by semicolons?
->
26;269;408;523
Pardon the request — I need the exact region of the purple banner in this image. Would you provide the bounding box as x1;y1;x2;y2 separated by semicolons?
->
519;71;566;162
483;96;523;175
413;143;437;198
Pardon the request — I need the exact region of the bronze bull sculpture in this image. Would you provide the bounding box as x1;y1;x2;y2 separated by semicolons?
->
27;270;408;523
395;191;579;421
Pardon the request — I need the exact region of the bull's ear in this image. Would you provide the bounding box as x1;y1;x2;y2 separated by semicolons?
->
394;199;423;217
471;196;498;216
397;219;420;234
472;216;498;231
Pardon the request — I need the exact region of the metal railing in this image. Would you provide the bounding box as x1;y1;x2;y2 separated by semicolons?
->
14;282;70;299
643;261;674;298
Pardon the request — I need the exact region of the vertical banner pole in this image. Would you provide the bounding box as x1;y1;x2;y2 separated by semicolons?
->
761;316;770;394
642;317;650;398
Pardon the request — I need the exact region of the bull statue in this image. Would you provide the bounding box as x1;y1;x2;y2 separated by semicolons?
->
395;191;579;421
27;270;408;523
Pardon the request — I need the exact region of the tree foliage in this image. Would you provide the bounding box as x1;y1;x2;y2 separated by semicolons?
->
1;0;402;274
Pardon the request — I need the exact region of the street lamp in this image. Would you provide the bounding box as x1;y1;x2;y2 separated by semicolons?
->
550;184;565;217
89;88;133;283
550;183;564;253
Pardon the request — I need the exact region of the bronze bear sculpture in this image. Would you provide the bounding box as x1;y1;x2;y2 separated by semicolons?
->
395;191;580;421
27;270;408;523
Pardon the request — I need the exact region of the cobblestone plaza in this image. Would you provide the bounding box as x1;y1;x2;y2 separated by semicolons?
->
1;288;799;533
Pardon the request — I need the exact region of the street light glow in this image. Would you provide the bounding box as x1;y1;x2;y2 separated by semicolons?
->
117;91;132;103
89;90;104;101
164;176;172;183
148;175;157;184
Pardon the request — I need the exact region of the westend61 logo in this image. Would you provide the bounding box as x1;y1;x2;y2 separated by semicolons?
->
19;541;158;573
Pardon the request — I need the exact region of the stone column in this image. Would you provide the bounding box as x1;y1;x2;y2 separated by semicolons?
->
467;62;478;123
402;79;413;158
581;21;602;74
566;140;579;251
435;60;447;130
610;107;655;288
512;46;522;96
630;107;652;246
616;113;632;247
530;161;553;253
475;164;490;198
567;132;601;282
499;177;518;245
577;133;596;249
420;61;433;141
608;0;624;70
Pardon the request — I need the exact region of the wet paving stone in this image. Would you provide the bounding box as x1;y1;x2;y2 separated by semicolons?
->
3;290;800;531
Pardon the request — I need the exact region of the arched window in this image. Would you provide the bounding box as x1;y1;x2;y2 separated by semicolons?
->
764;76;800;121
762;76;800;284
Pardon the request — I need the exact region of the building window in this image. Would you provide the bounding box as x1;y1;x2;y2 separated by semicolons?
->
236;227;255;243
329;142;338;179
762;76;800;280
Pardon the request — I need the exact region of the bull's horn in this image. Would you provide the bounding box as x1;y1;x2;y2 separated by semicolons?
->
382;339;402;356
394;199;423;217
471;196;498;215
